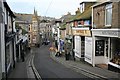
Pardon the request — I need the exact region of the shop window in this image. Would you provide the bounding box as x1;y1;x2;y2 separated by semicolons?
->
95;40;104;56
110;39;120;65
105;3;112;26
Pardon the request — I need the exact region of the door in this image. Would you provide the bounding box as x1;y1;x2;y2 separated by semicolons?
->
81;36;85;58
95;40;104;56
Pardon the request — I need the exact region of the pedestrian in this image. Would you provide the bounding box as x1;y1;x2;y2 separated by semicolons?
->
64;40;71;60
21;50;25;62
21;45;25;62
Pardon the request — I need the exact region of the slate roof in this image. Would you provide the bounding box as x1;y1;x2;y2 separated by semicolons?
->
15;13;33;23
76;7;92;20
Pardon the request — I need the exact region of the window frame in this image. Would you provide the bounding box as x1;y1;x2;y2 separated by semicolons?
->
105;3;112;27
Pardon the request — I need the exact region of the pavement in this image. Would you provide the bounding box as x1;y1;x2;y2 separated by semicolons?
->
8;49;41;80
50;51;120;80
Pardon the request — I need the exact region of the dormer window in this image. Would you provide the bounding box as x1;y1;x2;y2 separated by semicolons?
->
80;3;85;13
105;3;112;27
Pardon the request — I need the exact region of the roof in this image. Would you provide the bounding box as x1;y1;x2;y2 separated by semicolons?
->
3;2;16;18
15;13;32;23
60;23;66;30
76;7;92;20
67;7;92;22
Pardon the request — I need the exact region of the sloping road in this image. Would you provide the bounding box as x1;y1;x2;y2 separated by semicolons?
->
33;45;93;79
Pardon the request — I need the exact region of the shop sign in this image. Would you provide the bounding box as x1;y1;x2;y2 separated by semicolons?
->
84;20;90;25
102;31;118;37
92;29;119;37
73;30;91;36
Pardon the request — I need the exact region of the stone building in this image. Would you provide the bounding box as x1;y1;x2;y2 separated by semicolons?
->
91;0;120;72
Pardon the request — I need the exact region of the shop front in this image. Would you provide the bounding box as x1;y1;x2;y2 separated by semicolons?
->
108;38;120;72
92;29;120;72
72;27;91;59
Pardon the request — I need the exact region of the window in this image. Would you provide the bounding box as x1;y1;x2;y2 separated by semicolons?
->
105;3;112;26
28;35;30;38
80;3;85;13
29;27;30;31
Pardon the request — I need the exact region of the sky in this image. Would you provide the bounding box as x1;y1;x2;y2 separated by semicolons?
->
6;0;96;19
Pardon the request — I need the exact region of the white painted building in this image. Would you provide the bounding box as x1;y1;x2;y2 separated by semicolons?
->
0;0;16;78
0;0;3;79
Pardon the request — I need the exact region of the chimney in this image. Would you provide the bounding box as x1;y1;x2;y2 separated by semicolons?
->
75;8;80;15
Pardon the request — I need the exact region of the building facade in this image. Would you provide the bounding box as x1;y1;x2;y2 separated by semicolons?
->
92;1;120;72
29;9;40;46
0;1;16;78
0;0;3;79
70;2;96;61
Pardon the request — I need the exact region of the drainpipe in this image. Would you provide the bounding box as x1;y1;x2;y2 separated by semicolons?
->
91;5;95;67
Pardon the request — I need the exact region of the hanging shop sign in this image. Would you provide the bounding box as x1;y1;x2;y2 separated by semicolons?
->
73;29;91;36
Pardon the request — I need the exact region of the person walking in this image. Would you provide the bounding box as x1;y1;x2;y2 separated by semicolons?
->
64;40;71;60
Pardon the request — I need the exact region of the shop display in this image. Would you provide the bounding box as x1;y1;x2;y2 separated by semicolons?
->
110;51;120;65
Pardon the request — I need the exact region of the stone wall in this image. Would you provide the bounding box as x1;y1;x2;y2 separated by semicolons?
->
93;2;120;28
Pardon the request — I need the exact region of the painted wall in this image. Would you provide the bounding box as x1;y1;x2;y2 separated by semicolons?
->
74;36;81;58
85;37;93;64
1;5;5;76
0;0;2;79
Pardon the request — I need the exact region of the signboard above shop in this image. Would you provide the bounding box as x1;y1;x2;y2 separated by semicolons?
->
92;29;119;38
72;28;91;36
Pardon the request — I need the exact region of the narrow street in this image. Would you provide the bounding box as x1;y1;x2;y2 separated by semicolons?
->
33;44;93;79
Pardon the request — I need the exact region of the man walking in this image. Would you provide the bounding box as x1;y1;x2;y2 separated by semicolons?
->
64;40;71;60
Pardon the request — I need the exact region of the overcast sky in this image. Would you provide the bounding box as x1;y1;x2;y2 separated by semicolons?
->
6;0;96;18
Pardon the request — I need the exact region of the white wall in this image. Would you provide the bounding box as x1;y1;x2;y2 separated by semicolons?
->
85;37;93;64
0;23;2;80
0;23;5;73
74;36;81;58
0;1;2;79
95;56;106;64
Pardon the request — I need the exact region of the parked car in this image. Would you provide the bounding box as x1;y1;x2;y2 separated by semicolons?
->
42;39;50;45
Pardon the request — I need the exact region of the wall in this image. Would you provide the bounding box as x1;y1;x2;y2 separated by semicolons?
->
85;37;93;64
60;30;65;40
74;36;81;58
0;0;2;79
118;2;120;28
93;4;105;28
93;2;120;29
112;2;119;28
1;1;5;77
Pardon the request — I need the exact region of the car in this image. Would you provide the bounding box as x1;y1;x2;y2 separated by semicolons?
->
42;39;50;45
